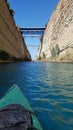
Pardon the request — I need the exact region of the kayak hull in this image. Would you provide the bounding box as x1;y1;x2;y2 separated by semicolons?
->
0;84;43;130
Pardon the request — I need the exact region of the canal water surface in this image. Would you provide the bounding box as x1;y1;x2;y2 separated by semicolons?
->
0;62;73;130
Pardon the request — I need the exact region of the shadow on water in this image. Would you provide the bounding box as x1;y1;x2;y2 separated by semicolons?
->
0;62;73;130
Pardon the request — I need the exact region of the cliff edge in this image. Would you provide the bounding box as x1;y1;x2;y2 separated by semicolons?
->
36;0;73;63
0;0;31;62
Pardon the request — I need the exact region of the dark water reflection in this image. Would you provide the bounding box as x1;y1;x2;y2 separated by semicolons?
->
0;62;73;130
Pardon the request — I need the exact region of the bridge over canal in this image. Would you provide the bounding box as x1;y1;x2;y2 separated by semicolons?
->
20;27;46;37
19;27;46;59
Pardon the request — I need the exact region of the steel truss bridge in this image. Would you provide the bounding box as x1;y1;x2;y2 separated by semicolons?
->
20;27;46;37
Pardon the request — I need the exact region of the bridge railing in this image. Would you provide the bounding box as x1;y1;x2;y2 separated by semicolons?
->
19;27;46;37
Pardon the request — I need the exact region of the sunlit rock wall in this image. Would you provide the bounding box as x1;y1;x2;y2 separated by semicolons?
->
0;0;31;62
36;0;73;62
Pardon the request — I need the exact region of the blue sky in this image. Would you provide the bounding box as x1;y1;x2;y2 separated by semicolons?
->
9;0;59;60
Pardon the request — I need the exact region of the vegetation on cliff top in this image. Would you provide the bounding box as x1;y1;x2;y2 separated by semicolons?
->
5;0;15;17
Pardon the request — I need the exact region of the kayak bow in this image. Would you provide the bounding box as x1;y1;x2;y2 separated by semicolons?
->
0;84;43;130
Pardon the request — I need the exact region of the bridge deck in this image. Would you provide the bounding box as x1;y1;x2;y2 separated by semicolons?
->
20;27;46;30
20;27;46;37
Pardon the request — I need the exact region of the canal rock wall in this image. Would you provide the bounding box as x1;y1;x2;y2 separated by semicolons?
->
0;0;31;62
36;0;73;63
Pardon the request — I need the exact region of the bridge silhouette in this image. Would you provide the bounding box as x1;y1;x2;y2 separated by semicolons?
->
20;27;46;37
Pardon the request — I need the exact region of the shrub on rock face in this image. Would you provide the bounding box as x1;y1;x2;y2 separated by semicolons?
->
50;44;60;57
9;9;15;17
37;56;41;61
55;44;60;56
0;51;10;60
43;52;46;59
50;47;56;57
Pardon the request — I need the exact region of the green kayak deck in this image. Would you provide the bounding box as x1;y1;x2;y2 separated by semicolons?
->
0;84;43;130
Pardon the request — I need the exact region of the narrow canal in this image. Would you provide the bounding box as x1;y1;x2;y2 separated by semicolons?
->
0;62;73;130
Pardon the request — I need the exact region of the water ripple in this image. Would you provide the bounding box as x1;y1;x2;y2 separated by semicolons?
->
0;62;73;130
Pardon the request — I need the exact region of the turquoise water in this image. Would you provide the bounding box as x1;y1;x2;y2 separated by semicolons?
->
0;62;73;130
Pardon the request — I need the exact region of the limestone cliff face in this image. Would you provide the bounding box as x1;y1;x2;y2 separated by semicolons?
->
36;0;73;62
0;0;31;62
